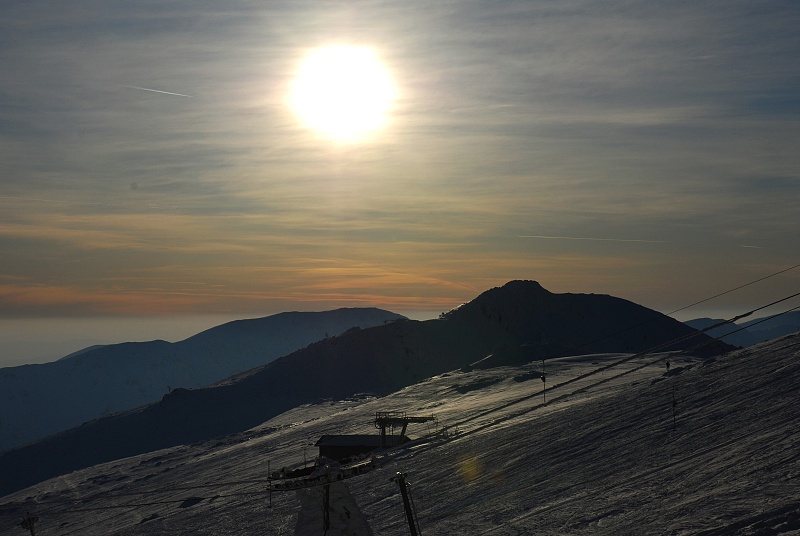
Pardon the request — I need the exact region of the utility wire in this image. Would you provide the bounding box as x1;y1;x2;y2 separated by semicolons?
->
665;262;800;316
690;290;800;332
688;303;800;353
471;302;800;535
408;290;800;449
558;300;800;400
530;263;800;360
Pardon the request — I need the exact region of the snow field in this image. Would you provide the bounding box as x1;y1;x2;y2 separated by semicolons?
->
1;336;798;534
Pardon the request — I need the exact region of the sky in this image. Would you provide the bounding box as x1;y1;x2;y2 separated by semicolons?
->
1;1;799;365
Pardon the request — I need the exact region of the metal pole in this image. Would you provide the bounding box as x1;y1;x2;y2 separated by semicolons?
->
672;385;677;431
392;472;419;536
323;484;330;532
541;359;547;405
267;460;272;508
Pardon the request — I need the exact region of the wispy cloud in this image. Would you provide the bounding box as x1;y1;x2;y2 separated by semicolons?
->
518;235;668;244
1;0;798;318
121;85;193;98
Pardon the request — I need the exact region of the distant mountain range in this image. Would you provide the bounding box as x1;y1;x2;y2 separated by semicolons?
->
0;280;733;498
685;311;800;348
0;308;404;452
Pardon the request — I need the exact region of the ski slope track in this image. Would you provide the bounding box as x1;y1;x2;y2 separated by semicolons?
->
1;332;798;535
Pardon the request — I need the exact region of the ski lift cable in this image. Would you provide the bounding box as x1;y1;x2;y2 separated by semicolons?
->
562;301;800;398
532;263;800;360
471;306;800;532
407;479;423;536
406;290;800;447
562;302;800;398
401;302;797;475
547;289;800;393
686;302;800;353
556;294;797;417
688;290;800;333
381;298;800;484
665;262;800;316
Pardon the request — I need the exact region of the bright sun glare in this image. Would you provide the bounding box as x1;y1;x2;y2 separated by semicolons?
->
290;45;396;142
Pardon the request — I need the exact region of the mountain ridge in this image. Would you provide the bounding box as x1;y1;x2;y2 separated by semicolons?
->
0;308;404;452
0;280;732;498
685;311;800;348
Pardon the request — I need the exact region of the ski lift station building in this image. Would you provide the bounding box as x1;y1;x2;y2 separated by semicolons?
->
315;434;410;462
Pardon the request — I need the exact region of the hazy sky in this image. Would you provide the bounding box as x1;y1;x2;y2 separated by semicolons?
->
1;1;799;363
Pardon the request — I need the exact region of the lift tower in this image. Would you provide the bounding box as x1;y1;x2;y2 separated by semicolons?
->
374;411;436;448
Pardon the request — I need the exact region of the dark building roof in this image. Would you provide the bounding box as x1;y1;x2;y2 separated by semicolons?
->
315;434;411;462
315;434;409;448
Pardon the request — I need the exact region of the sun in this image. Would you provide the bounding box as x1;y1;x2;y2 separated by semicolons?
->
290;45;396;142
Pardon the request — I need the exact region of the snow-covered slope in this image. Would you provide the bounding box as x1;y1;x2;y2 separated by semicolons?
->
0;281;728;499
0;308;404;452
1;333;797;535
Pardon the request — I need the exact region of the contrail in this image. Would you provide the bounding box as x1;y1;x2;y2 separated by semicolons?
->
0;195;102;205
518;235;668;243
122;85;193;97
0;195;177;210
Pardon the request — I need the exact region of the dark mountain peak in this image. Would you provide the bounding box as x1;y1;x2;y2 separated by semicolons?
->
497;279;549;292
481;280;552;301
442;280;563;325
443;280;550;319
442;280;728;360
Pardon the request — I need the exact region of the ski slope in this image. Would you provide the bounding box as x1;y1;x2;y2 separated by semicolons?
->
1;334;798;535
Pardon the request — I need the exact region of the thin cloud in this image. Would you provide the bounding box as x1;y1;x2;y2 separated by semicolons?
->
1;0;797;318
0;195;106;206
518;235;668;244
